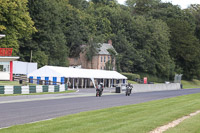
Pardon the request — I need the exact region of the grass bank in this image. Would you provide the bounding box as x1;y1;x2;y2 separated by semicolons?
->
165;112;200;133
1;93;200;133
182;79;200;89
127;80;138;84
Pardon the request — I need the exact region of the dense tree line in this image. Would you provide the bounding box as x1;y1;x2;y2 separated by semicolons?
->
0;0;200;80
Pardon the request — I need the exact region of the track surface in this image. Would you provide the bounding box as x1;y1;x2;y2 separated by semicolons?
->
0;88;200;128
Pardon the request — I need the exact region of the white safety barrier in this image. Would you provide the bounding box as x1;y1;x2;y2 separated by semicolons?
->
60;84;65;92
36;86;42;93
21;86;29;94
48;85;54;92
4;86;13;94
132;83;181;93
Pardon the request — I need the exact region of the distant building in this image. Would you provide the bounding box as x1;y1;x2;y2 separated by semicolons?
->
69;40;117;70
13;61;37;75
0;48;19;81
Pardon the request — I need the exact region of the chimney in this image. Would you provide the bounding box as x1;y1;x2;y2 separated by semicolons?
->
108;40;112;45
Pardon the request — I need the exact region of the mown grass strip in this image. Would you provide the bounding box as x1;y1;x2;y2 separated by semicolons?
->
0;93;200;133
0;81;35;86
182;79;200;89
165;111;200;133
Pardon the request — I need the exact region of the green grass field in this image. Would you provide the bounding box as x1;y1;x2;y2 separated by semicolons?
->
165;112;200;133
0;93;200;133
127;80;138;84
0;81;35;86
181;79;200;89
128;79;200;89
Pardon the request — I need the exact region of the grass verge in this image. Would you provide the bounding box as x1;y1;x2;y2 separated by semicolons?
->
0;90;76;97
165;112;200;133
0;81;35;86
182;79;200;89
0;93;200;133
127;80;138;84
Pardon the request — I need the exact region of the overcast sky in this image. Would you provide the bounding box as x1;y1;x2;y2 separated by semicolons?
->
118;0;200;9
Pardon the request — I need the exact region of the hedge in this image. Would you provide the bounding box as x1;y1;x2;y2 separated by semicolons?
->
121;73;140;81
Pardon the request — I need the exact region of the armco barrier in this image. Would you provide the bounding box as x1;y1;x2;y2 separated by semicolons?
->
131;83;181;93
2;84;67;95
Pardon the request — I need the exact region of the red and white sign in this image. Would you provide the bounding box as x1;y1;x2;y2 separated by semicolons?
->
144;77;147;84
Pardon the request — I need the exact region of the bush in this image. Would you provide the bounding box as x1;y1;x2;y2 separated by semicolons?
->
136;72;168;83
121;73;140;81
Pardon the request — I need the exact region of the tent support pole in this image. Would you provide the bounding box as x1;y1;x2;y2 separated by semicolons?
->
85;79;87;89
103;79;104;88
108;79;110;88
77;78;79;89
73;78;74;89
81;78;83;88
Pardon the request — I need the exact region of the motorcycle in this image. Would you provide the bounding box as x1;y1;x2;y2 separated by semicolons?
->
96;84;103;97
126;84;133;96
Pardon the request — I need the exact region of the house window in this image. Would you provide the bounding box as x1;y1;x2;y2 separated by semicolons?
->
104;56;106;62
108;56;110;61
0;62;10;72
101;56;103;62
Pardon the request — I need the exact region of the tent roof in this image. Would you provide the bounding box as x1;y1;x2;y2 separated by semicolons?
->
28;66;127;79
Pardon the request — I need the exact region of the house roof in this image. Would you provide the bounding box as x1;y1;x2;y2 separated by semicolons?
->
28;65;127;79
98;43;116;55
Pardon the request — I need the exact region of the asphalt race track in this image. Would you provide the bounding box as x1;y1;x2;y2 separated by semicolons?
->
0;88;200;128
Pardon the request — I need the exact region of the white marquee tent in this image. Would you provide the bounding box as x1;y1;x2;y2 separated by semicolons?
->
28;66;127;88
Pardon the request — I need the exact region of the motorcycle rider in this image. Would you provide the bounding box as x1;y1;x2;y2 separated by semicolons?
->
126;83;132;96
96;82;104;97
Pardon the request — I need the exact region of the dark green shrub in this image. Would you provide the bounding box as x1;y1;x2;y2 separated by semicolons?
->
136;72;168;83
121;73;140;81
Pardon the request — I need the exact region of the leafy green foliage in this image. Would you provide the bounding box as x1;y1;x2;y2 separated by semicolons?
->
121;73;140;81
2;0;200;80
21;0;69;66
0;0;36;55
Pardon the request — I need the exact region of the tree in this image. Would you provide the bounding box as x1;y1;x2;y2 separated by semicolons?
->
188;4;200;40
64;5;92;57
126;0;160;15
84;37;101;68
0;0;36;55
23;0;69;67
168;19;200;79
106;48;117;70
68;0;88;9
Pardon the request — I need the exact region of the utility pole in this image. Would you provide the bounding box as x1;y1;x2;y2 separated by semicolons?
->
30;50;32;62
